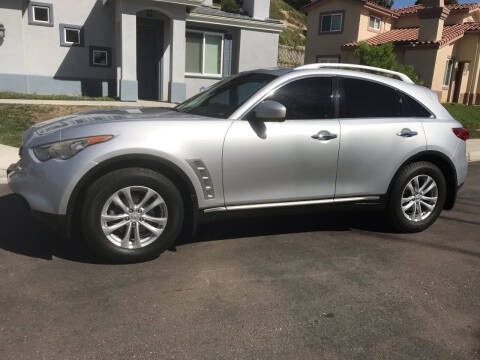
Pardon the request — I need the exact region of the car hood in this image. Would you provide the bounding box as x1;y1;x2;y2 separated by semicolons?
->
22;107;208;145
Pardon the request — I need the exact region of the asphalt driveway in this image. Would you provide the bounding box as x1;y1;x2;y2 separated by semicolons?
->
1;163;479;360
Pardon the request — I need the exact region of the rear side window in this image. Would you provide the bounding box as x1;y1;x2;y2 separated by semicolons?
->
402;94;432;117
267;77;333;119
339;78;402;118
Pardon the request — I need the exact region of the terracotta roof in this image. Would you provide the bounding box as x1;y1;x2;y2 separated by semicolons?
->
393;2;480;16
344;22;480;47
302;0;398;17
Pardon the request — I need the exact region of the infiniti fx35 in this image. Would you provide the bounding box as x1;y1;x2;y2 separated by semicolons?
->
7;64;469;263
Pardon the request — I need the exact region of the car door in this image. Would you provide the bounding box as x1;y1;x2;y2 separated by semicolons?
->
222;76;340;206
334;77;429;198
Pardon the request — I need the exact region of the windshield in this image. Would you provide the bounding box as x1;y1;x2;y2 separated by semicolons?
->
175;73;277;118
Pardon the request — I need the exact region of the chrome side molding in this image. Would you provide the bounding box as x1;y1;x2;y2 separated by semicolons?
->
203;196;381;213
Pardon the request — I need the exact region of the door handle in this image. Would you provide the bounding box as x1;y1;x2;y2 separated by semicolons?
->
396;129;418;137
312;131;337;141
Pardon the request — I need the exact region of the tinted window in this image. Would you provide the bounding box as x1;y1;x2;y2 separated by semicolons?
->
339;78;402;118
176;73;276;119
267;77;333;119
402;94;432;117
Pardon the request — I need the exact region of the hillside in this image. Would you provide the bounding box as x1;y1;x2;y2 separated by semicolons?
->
213;0;307;47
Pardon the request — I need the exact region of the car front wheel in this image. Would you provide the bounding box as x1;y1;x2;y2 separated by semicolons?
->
82;168;184;263
387;161;446;233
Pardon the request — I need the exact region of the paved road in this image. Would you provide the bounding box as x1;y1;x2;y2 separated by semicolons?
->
1;164;479;360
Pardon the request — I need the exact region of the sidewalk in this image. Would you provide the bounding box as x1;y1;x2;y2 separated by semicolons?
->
0;144;19;184
2;140;480;185
0;98;175;107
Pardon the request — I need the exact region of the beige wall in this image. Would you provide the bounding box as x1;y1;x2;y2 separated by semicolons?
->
304;0;362;63
394;14;419;28
403;47;438;87
357;8;392;41
445;13;475;25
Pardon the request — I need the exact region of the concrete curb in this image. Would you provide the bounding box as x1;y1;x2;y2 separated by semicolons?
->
467;139;480;162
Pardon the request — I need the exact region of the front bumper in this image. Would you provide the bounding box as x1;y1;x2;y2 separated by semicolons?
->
7;145;91;215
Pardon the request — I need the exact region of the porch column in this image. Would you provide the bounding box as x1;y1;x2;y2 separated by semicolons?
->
119;10;138;101
169;15;186;103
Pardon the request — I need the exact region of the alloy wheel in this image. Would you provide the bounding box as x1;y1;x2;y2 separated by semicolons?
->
401;175;438;222
100;186;168;249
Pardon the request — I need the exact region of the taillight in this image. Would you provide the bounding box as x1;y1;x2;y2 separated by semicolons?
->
452;128;469;141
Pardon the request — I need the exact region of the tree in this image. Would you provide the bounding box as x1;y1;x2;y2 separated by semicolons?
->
370;0;394;9
354;42;424;84
221;0;241;12
415;0;458;5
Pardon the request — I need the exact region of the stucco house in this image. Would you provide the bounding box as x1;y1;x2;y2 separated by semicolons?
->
0;0;283;102
303;0;480;104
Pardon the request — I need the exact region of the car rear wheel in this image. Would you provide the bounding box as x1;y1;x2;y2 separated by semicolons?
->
387;161;446;233
82;168;184;263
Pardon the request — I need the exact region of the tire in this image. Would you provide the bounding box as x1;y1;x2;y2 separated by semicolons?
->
387;161;446;233
81;168;184;263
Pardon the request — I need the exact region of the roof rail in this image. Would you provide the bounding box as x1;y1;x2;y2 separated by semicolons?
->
294;63;414;84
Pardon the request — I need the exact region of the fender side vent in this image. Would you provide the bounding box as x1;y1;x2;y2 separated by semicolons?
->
187;159;215;199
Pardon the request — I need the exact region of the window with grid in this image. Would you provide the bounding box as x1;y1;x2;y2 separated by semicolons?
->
320;13;343;33
186;31;223;76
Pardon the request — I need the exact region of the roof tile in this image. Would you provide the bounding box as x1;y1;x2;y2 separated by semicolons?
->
344;23;480;47
393;2;480;16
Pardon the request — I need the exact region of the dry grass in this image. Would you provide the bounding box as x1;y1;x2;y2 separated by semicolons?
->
0;104;110;147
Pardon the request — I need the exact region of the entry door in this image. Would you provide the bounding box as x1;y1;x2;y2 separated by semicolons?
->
452;62;465;103
334;77;428;198
223;77;340;206
137;18;163;100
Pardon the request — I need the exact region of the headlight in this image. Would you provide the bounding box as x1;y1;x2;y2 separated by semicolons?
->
33;135;112;161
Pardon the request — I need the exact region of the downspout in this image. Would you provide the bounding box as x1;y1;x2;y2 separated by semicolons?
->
466;38;480;105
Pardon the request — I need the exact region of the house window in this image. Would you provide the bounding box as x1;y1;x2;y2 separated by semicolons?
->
443;58;454;87
319;12;343;33
186;31;224;77
65;28;80;44
33;6;49;23
60;24;83;47
89;46;111;67
28;2;54;27
369;15;381;31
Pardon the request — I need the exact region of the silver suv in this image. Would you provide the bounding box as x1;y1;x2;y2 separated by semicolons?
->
7;64;469;263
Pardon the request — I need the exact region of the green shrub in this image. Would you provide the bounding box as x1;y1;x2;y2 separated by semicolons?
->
221;0;241;12
354;42;424;85
279;27;305;47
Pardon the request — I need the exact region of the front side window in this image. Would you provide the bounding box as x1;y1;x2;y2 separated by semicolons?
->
443;58;454;86
186;31;223;77
176;73;276;118
339;78;402;118
266;77;333;119
369;15;381;31
320;12;343;33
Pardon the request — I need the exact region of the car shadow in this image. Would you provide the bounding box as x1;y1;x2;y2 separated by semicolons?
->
0;193;391;263
1;192;479;263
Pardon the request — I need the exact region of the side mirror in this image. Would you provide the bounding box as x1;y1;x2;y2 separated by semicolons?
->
252;100;286;122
